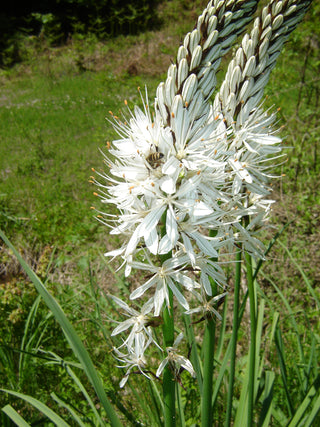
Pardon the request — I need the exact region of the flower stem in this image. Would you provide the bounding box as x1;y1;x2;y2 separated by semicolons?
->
162;288;175;427
225;248;242;427
245;249;256;427
201;314;216;427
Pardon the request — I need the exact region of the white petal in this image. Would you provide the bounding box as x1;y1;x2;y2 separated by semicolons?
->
192;201;214;217
125;225;142;257
119;375;129;388
156;359;168;377
145;227;159;255
168;279;189;310
158;234;174;254
180;357;196;377
112;320;134;336
160;176;176;195
166;207;179;245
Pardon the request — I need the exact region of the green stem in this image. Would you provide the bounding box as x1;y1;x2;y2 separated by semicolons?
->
245;249;256;427
160;212;176;426
201;315;216;427
225;248;242;427
162;289;175;427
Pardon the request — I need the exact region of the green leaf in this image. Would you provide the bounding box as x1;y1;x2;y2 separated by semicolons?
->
1;390;70;426
278;240;319;310
287;379;320;427
258;371;275;427
51;393;87;427
1;404;31;427
0;229;122;427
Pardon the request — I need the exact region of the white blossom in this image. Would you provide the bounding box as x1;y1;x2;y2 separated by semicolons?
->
156;333;196;378
113;332;152;388
92;0;312;386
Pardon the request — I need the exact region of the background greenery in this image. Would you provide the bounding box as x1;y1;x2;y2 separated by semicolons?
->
0;0;319;425
0;0;161;66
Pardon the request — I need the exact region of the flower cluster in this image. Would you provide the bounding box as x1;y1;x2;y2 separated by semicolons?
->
92;0;311;386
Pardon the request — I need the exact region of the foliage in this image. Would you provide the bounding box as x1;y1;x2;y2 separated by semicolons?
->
0;0;319;425
0;0;161;66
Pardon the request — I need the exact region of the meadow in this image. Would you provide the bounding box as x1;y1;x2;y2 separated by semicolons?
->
0;1;319;425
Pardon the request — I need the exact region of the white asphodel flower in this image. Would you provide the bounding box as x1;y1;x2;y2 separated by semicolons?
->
113;332;152;388
95;86;235;266
156;333;195;379
109;295;161;350
129;253;201;316
91;0;312;391
227;106;284;196
185;289;228;321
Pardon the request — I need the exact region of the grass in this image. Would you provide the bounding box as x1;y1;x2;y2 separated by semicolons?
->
0;0;319;425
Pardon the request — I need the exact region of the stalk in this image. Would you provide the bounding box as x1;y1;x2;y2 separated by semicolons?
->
160;213;176;427
162;289;175;427
201;260;218;427
225;248;242;427
201;315;216;427
245;248;256;427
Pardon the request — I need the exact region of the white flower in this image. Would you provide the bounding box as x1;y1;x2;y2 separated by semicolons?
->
129;253;201;316
194;256;227;296
96;88;236;266
156;333;195;378
109;295;160;350
227;107;284;196
113;332;151;388
185;290;228;321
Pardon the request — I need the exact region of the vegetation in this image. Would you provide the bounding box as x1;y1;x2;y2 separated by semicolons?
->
0;0;161;66
0;0;319;425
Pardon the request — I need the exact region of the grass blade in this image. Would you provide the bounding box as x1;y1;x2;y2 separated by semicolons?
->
0;229;122;427
51;393;87;427
287;379;320;427
45;355;105;427
303;392;320;427
1;390;70;426
258;370;275;427
274;326;294;417
261;270;306;383
1;405;31;427
183;314;203;394
278;240;319;310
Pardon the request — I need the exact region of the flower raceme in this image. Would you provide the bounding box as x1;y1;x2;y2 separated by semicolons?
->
92;0;312;387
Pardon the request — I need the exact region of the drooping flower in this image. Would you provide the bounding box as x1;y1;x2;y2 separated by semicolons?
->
113;332;152;388
109;295;160;350
129;253;201;316
156;333;196;379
